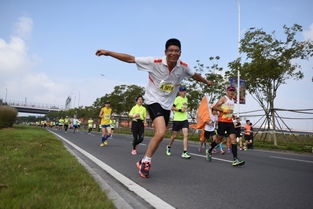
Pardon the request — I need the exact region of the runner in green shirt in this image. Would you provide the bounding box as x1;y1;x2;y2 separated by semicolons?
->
166;86;191;159
87;118;94;134
129;96;147;155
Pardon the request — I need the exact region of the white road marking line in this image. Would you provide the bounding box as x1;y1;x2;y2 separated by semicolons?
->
49;131;175;209
270;155;313;164
190;152;233;163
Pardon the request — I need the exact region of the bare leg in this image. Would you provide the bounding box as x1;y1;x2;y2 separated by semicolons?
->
145;116;167;158
182;128;189;151
168;131;177;147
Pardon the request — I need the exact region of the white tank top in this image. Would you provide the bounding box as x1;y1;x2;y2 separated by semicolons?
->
219;96;235;122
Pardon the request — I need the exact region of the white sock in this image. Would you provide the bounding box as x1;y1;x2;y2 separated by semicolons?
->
142;156;152;163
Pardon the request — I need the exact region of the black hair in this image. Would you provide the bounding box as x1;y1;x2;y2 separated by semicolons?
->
136;95;143;102
165;38;181;50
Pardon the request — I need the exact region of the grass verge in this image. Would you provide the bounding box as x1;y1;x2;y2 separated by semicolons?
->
0;125;115;209
113;127;313;153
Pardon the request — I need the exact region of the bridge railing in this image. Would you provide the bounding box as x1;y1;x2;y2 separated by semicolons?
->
3;99;65;110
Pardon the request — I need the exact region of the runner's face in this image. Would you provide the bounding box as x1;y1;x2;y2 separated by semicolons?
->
137;97;143;105
227;90;235;98
165;45;181;63
179;91;186;97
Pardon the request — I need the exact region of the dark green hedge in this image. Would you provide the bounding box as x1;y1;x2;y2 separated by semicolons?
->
0;105;17;128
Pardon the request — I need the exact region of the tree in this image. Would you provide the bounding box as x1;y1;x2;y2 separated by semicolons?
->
228;24;313;145
184;56;228;119
93;84;145;115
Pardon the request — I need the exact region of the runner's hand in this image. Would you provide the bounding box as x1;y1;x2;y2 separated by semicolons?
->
206;80;214;86
96;49;110;56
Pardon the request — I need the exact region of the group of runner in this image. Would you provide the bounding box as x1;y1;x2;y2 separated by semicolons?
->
95;38;245;178
55;116;81;133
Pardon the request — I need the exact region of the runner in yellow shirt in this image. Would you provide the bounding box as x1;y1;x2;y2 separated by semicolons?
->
166;86;191;159
58;118;64;130
99;101;112;146
64;116;70;133
129;96;147;155
87;118;94;134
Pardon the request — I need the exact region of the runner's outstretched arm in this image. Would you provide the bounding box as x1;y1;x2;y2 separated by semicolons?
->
192;73;213;86
95;49;135;63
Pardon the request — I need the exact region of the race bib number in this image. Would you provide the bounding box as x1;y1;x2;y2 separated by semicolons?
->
103;114;110;119
159;82;174;92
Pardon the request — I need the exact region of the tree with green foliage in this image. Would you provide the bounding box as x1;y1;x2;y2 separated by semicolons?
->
93;84;145;115
184;56;228;119
228;24;313;145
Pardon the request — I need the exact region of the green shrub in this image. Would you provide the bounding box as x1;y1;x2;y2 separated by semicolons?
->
0;105;17;128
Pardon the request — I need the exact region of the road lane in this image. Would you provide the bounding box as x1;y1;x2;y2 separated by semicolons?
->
49;129;313;209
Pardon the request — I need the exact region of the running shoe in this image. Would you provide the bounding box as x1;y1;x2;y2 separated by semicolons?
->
131;149;137;155
181;152;191;159
220;149;225;155
136;160;151;178
227;148;231;153
244;146;248;151
232;159;245;166
99;143;105;147
166;145;171;156
206;149;212;161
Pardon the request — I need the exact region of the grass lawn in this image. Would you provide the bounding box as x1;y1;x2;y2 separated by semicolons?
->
0;125;115;209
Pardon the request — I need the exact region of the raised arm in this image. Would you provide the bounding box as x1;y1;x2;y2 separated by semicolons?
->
95;49;135;63
192;73;213;86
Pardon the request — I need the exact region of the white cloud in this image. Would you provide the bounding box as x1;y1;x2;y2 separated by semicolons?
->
0;36;33;75
0;16;120;109
0;17;64;106
303;23;313;41
14;16;33;39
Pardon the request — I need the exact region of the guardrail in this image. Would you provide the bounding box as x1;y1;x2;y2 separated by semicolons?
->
4;99;64;110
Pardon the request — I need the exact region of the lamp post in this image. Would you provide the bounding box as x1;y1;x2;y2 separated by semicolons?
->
5;88;7;103
236;0;241;115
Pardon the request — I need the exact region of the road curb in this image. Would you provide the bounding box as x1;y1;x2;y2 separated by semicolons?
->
63;143;135;209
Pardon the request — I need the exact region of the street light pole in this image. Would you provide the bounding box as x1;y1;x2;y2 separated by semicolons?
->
236;0;241;115
5;88;7;103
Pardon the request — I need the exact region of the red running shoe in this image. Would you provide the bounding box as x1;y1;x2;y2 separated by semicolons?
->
136;160;151;178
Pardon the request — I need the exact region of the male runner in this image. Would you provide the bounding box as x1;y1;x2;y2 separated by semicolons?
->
87;118;94;134
64;116;69;133
96;38;213;178
234;117;244;150
210;86;245;166
58;118;64;130
166;86;191;159
72;116;79;133
244;120;253;150
110;117;116;138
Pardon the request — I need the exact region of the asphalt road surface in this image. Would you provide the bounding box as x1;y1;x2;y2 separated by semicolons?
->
49;128;313;209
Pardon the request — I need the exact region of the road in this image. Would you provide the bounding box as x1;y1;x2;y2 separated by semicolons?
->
49;128;313;209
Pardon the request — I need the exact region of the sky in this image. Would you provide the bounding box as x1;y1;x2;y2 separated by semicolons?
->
0;0;312;131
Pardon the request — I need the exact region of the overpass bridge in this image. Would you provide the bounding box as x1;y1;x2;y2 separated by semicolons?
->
4;99;65;114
